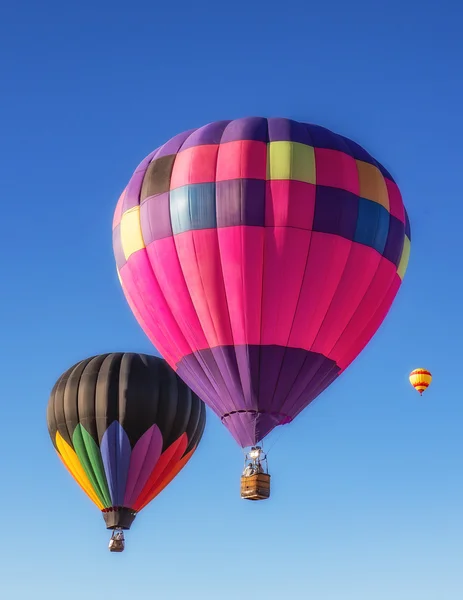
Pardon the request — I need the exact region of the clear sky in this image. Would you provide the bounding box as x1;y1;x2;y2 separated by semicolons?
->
1;1;462;598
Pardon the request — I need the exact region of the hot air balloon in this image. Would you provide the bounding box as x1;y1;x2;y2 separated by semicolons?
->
112;117;411;500
46;353;206;550
409;368;432;395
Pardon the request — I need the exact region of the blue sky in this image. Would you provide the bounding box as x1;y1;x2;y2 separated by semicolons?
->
1;0;462;598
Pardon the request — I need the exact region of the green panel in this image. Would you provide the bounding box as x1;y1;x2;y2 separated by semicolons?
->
72;424;111;507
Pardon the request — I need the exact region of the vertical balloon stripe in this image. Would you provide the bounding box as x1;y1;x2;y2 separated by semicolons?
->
217;226;264;347
260;227;312;346
336;273;401;371
138;447;196;511
311;243;382;356
173;229;234;347
132;434;187;511
119;254;188;364
123;424;163;507
287;233;351;350
55;433;104;509
328;258;397;367
100;421;131;506
145;237;208;350
72;425;111;507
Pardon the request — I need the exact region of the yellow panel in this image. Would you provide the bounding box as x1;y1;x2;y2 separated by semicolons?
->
410;373;432;386
56;432;104;510
120;206;145;260
356;160;389;210
397;235;411;280
267;141;315;184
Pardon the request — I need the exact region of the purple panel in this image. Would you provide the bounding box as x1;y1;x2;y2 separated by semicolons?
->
267;117;312;145
124;424;163;507
134;149;159;174
220;117;269;143
113;225;126;270
313;186;359;241
383;215;405;266
341;135;392;180
404;208;411;240
176;345;340;447
181;120;232;150
100;421;131;506
155;128;197;159
140;193;172;243
306;124;351;153
216;179;266;227
122;169;145;212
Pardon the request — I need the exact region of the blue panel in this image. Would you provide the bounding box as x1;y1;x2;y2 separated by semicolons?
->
170;183;217;235
354;198;390;254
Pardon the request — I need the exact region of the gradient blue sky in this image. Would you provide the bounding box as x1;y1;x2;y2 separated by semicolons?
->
1;1;462;598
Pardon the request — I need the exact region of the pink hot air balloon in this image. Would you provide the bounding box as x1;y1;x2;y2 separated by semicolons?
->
112;117;411;462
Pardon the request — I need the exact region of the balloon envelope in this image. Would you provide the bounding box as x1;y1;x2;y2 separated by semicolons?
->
47;353;206;529
112;117;411;447
409;368;432;395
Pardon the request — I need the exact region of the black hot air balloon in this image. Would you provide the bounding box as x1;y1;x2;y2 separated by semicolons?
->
46;353;206;551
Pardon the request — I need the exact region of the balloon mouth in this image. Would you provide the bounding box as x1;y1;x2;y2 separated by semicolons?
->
102;507;137;530
220;409;293;426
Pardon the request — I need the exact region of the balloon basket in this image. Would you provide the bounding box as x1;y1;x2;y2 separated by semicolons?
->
108;529;125;553
240;473;271;501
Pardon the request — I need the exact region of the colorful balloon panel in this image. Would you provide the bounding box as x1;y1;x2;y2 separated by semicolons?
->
409;368;432;395
112;117;411;448
47;353;206;528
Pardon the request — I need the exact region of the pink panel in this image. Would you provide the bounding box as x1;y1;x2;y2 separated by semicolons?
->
216;140;267;181
311;243;382;356
217;226;264;345
173;229;234;347
386;179;405;223
146;237;208;351
336;273;402;371
265;180;316;230
261;227;312;346
120;251;191;363
329;257;398;367
113;188;126;229
170;144;219;190
123;424;163;506
288;232;351;350
314;148;359;195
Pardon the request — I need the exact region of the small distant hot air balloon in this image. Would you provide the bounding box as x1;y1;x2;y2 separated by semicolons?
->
409;368;432;395
46;353;206;551
112;117;411;500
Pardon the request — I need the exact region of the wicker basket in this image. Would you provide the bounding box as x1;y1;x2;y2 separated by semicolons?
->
240;473;271;501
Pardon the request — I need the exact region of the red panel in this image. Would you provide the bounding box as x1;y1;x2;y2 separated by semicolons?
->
216;140;267;181
314;148;359;195
132;435;188;512
138;447;196;511
386;179;405;223
170;144;219;189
